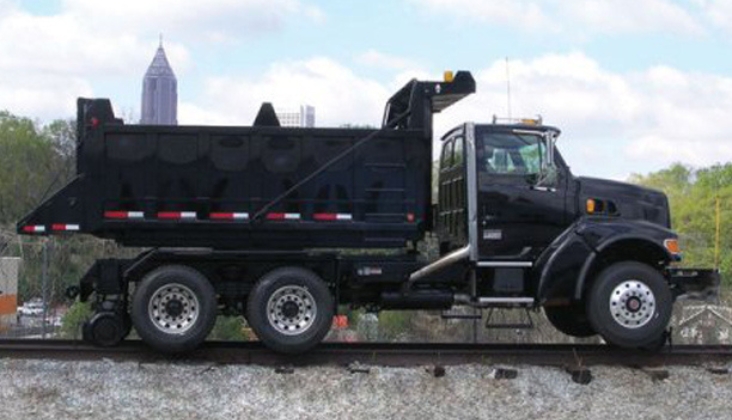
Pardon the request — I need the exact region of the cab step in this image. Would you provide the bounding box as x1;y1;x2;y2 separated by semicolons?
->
484;307;535;330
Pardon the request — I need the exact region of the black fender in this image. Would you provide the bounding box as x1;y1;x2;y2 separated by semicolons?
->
535;217;676;303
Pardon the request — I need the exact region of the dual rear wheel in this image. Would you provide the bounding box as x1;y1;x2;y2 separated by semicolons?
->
130;265;333;353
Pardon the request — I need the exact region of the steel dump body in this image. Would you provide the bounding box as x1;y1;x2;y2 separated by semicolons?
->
22;112;432;249
20;72;478;248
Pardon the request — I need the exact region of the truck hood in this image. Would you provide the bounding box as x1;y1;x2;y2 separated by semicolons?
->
577;177;671;228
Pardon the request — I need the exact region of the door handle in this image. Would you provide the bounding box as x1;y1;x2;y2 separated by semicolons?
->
530;185;556;192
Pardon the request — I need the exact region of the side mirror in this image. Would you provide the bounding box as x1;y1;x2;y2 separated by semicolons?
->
535;131;559;188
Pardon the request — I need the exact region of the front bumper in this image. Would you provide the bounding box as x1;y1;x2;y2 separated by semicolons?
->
669;268;720;302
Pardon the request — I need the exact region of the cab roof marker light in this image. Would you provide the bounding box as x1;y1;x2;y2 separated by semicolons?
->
492;115;543;126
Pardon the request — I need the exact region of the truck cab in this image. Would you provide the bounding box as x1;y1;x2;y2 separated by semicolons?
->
439;121;568;261
425;118;717;346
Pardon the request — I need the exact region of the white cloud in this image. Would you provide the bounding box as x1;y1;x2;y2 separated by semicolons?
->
0;74;93;118
410;0;703;36
0;0;320;119
696;0;732;33
184;57;390;127
182;52;732;179
560;0;702;35
426;53;732;178
356;50;420;71
62;0;325;41
410;0;551;30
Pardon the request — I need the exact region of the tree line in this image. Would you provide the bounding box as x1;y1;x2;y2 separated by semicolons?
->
630;163;731;282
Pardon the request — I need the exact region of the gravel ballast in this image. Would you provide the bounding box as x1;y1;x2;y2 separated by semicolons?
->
0;359;730;420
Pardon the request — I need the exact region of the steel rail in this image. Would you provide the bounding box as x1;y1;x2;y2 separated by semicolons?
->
1;340;732;368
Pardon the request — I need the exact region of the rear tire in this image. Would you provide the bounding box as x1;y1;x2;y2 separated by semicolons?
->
132;265;217;353
544;304;596;338
586;262;672;349
247;267;334;354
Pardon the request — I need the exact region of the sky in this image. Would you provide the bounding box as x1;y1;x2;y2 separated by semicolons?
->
2;0;732;180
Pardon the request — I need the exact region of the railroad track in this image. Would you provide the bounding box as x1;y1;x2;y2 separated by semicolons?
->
1;339;732;369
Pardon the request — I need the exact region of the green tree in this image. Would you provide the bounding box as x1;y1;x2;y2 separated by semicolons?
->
0;112;58;224
631;162;732;284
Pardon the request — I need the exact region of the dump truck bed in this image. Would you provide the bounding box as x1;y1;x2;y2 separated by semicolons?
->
20;115;431;249
19;72;476;250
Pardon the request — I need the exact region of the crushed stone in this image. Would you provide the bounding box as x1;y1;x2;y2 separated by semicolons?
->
0;358;730;420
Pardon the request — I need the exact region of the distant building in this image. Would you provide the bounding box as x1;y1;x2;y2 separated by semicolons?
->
276;105;315;127
141;38;177;125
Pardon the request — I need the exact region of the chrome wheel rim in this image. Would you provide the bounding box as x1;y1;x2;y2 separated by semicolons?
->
609;279;656;329
148;283;200;334
266;285;317;336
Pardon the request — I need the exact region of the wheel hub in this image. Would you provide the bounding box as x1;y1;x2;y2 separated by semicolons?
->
148;283;200;335
165;299;184;318
281;301;300;319
266;285;317;336
609;279;656;329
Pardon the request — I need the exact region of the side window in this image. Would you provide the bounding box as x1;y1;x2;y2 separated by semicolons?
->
452;136;464;168
440;140;454;171
517;143;543;174
480;133;544;176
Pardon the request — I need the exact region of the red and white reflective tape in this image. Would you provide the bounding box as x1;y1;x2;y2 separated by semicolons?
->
22;225;46;233
266;213;301;221
157;211;197;220
313;213;353;221
51;224;80;232
210;212;250;221
104;211;144;220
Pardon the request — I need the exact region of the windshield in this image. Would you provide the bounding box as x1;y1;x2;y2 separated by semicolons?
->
476;130;546;176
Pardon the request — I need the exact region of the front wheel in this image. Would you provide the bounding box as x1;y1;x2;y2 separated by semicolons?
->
544;304;596;338
247;267;334;354
586;262;672;349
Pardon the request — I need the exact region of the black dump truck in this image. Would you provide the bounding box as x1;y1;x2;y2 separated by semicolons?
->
18;71;718;353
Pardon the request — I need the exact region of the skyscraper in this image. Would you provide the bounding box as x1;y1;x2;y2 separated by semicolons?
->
276;105;316;127
140;38;177;125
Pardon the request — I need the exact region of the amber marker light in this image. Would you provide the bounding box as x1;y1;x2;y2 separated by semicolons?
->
586;199;596;214
664;239;681;255
444;71;454;83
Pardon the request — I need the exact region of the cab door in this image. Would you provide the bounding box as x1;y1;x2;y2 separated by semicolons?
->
437;129;468;252
474;126;570;260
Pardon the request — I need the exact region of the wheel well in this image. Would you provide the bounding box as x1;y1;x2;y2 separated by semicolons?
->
578;239;670;300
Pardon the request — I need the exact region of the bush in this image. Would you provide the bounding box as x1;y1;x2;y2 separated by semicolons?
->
60;300;91;339
208;316;247;341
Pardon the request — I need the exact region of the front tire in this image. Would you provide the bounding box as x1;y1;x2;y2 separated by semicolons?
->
132;265;217;353
247;267;334;354
586;262;672;349
544;304;596;338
